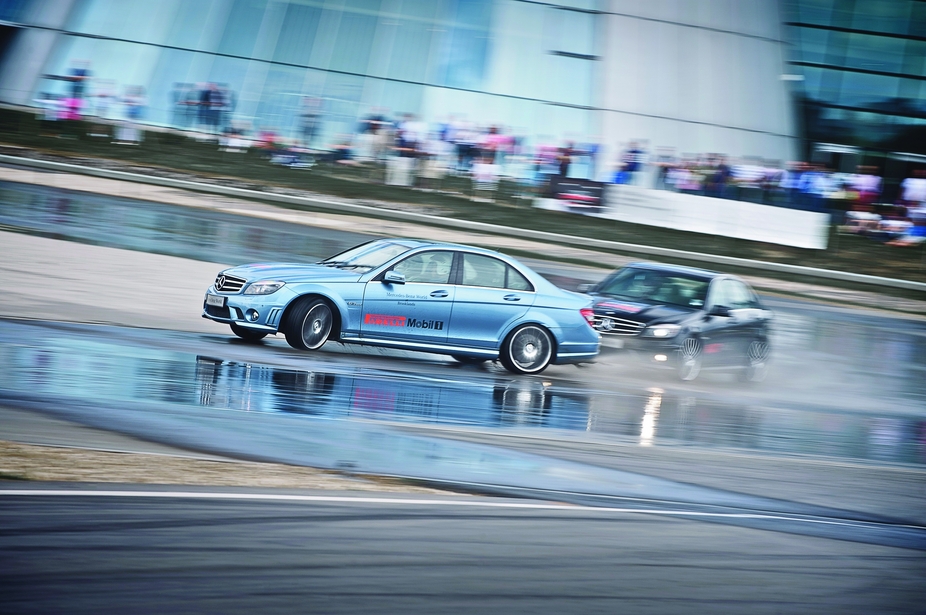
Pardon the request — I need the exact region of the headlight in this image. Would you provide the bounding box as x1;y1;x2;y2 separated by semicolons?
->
243;280;285;295
644;324;680;338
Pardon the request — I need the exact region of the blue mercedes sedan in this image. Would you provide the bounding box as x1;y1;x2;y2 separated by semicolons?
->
202;239;600;374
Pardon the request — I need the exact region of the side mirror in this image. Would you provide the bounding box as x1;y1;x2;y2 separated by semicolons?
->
708;304;730;317
384;270;406;285
576;283;594;293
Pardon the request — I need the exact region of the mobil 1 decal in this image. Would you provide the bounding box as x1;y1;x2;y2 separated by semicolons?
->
365;314;444;331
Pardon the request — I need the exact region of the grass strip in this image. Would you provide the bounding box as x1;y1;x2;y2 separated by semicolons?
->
2;107;926;288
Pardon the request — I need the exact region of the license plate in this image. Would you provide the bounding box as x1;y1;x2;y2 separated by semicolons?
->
602;337;624;349
205;294;225;307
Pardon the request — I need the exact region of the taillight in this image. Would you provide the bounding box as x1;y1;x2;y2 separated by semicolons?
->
580;308;595;327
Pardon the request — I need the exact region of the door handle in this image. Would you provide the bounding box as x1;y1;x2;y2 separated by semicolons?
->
430;290;449;298
503;294;521;301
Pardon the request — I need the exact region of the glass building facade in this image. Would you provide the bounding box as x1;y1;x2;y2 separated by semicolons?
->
782;0;926;155
0;0;599;144
0;0;806;170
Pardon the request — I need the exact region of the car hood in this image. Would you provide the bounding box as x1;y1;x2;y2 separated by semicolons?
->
222;263;365;283
591;296;696;324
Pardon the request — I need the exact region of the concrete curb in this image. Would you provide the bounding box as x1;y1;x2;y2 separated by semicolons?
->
2;153;924;294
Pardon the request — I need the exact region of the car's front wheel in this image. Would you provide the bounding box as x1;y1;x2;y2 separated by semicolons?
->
500;325;554;375
284;297;334;350
676;337;702;381
230;322;267;342
738;339;770;383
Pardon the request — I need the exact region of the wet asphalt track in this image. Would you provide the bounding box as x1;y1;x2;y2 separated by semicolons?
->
2;179;926;612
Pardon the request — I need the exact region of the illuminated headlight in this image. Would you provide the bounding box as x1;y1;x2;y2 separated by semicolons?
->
243;280;285;295
645;324;680;338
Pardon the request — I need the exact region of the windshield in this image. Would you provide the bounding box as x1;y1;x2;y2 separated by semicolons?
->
597;268;709;309
319;241;412;271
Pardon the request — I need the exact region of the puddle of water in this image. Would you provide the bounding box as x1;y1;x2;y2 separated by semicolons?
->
1;327;924;466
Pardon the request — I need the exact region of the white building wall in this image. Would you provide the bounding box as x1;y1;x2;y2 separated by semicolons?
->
598;0;797;177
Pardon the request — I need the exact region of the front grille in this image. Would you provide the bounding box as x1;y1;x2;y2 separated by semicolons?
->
214;273;246;293
205;304;231;319
593;315;645;336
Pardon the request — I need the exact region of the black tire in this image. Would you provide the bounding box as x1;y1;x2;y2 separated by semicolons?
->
738;339;770;383
500;325;554;375
676;337;702;381
451;355;488;365
284;297;334;351
230;322;267;342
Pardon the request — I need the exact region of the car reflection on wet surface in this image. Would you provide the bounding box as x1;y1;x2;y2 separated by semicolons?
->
194;356;590;430
2;319;925;466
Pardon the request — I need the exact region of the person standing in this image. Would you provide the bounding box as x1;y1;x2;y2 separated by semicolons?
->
197;83;212;133
117;85;146;144
622;141;646;185
558;142;573;177
901;170;926;208
68;60;91;100
299;96;323;150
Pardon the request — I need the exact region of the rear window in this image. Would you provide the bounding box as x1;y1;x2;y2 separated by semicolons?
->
462;253;534;291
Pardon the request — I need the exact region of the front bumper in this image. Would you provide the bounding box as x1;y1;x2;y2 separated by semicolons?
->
202;287;294;332
601;333;682;366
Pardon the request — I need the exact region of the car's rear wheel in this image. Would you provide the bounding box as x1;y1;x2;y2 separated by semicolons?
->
230;322;267;342
500;325;554;375
676;337;702;381
284;298;334;351
738;339;770;383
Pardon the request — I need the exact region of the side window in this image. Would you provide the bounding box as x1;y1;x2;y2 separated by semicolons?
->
506;266;533;291
462;253;507;288
726;280;759;309
392;251;453;284
709;280;732;307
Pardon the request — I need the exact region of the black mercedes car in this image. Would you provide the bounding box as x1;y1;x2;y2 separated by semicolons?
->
580;263;772;381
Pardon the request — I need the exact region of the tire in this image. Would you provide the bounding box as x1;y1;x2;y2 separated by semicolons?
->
230;322;267;342
676;337;702;381
738;339;770;383
451;355;488;365
500;325;554;375
284;298;334;351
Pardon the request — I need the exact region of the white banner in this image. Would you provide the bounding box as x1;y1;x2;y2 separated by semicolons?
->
537;185;831;250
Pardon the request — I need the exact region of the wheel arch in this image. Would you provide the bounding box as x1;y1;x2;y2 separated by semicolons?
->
499;311;562;353
500;321;558;375
280;291;346;341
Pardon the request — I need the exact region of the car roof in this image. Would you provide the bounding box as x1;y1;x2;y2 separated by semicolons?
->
622;261;721;280
385;238;509;258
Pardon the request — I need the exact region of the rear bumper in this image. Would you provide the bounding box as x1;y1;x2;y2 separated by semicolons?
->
554;340;600;364
554;351;598;365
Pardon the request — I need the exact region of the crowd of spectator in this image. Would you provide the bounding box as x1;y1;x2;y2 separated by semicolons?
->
34;61;149;144
257;109;602;197
634;150;925;246
250;110;925;244
26;66;926;246
170;82;237;135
